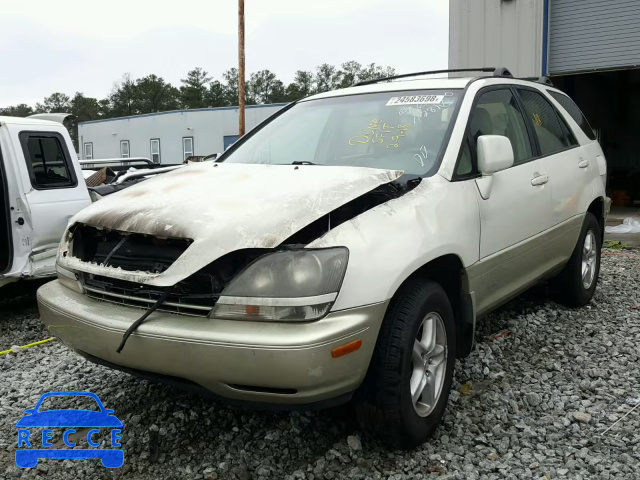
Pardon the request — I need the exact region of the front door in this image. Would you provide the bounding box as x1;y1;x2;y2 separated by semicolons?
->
16;129;90;275
462;87;554;314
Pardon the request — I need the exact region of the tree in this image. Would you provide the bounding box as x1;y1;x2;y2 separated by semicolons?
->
109;73;138;117
336;61;363;89
358;63;396;82
1;62;398;122
133;74;180;114
206;80;228;107
35;92;71;113
181;67;212;109
0;104;34;117
70;93;101;122
222;68;240;106
285;70;315;101
97;98;112;118
248;70;286;104
69;93;101;149
314;64;340;93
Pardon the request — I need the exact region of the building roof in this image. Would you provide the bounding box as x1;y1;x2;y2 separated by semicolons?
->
78;103;288;126
303;77;475;102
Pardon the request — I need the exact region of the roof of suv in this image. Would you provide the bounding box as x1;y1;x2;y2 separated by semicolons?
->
303;77;476;102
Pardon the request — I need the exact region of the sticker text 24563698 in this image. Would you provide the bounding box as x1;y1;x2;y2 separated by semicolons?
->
349;119;411;149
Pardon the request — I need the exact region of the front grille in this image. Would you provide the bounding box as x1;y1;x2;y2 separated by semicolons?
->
82;274;214;316
80;249;268;317
72;224;192;274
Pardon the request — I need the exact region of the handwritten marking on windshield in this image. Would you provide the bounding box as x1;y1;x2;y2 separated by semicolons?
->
349;120;411;148
414;145;428;167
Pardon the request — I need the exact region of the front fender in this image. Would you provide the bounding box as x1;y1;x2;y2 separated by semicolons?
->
308;176;481;311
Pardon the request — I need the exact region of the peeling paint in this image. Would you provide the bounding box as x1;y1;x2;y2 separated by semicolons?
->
59;163;403;286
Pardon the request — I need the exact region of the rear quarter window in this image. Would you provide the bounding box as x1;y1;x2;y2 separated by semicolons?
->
547;91;597;141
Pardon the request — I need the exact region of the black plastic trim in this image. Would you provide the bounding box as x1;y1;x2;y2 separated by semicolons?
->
354;67;513;86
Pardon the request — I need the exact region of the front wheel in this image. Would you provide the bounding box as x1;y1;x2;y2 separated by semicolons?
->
551;212;601;307
354;279;456;449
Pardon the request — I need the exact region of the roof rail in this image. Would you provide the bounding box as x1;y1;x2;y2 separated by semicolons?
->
354;67;513;86
520;76;554;86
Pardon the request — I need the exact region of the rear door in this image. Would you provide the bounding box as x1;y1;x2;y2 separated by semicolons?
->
515;87;592;228
458;86;554;315
14;128;90;274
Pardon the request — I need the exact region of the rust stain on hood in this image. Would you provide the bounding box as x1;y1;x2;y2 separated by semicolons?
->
61;163;403;286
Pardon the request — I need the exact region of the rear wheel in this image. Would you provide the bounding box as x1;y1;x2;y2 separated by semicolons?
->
551;212;601;307
355;279;456;449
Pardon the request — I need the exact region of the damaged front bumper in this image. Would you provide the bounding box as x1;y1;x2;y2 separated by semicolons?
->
38;281;388;407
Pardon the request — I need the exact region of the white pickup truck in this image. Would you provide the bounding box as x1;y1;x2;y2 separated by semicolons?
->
0;114;181;289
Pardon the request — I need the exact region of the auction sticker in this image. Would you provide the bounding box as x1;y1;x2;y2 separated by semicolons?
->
386;95;444;106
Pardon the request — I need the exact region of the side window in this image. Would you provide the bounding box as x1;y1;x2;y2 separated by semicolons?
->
456;88;533;176
120;140;130;158
19;132;76;189
150;139;160;164
517;89;577;156
548;90;597;140
183;137;194;161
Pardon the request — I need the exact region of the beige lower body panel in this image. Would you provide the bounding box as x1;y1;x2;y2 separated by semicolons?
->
37;281;388;405
469;214;585;316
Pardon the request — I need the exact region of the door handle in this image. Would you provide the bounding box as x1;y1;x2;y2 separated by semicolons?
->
578;159;590;169
531;174;549;186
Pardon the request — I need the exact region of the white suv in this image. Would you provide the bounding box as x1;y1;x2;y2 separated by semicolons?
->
38;67;608;448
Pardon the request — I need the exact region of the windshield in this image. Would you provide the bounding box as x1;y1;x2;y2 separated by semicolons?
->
222;89;463;176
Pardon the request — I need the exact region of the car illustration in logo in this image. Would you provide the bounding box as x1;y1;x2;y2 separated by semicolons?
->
15;391;123;468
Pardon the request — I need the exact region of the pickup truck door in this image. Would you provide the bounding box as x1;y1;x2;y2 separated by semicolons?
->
13;127;90;277
461;87;554;315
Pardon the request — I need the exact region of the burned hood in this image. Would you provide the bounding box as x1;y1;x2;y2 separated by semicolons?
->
62;162;403;286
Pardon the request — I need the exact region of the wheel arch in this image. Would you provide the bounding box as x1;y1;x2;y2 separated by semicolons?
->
587;196;605;242
388;254;475;359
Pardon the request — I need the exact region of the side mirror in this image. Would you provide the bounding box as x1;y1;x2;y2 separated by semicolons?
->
477;135;514;175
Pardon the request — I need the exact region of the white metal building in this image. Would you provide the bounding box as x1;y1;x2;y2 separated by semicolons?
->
449;0;640;206
78;104;286;164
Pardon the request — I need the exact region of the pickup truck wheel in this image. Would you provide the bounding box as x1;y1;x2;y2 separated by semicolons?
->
354;279;456;449
551;212;601;307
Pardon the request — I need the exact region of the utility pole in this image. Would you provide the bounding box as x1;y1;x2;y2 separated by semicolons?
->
238;0;246;137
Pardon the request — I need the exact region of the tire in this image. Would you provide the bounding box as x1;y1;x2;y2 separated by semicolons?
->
551;212;601;307
354;279;456;449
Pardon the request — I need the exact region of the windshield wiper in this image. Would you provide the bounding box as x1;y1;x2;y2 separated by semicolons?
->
290;161;318;165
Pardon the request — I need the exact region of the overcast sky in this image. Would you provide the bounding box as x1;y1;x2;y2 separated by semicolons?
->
0;0;449;107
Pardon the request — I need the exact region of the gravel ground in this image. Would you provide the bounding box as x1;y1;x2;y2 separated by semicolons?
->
1;251;639;479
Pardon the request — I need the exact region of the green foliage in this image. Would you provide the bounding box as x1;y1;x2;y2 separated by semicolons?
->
0;61;396;137
180;68;212;109
0;103;34;117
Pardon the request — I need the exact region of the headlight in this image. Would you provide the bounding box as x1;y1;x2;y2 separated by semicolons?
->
210;248;348;322
56;264;84;294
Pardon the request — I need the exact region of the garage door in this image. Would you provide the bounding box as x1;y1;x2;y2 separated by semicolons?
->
549;0;640;74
